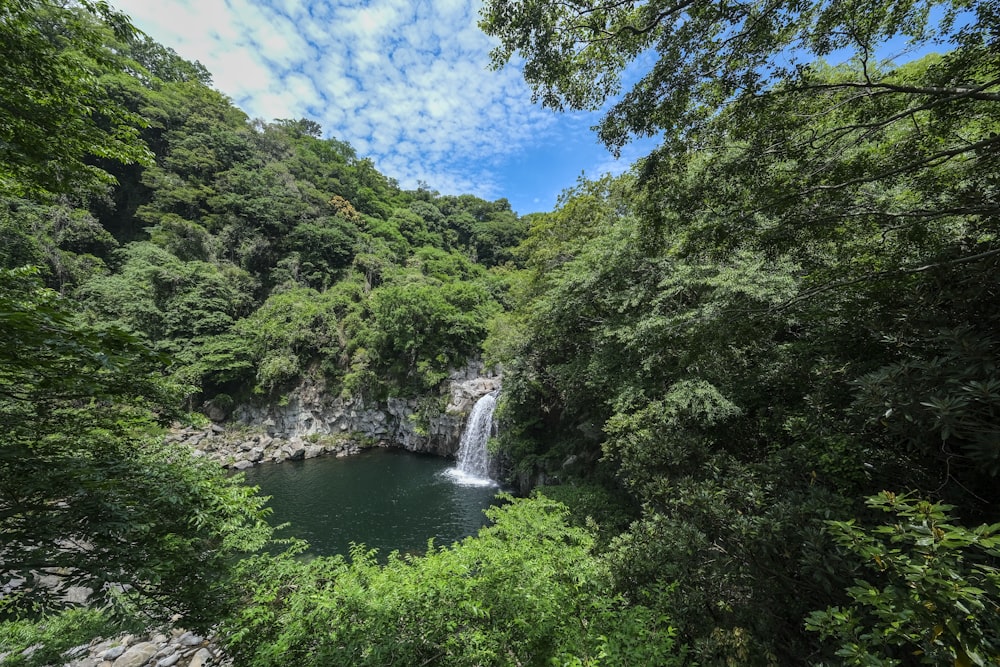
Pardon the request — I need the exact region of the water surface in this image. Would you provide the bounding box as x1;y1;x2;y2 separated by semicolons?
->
241;448;501;558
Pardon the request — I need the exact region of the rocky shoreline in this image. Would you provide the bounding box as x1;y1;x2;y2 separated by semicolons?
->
167;424;367;470
23;629;227;667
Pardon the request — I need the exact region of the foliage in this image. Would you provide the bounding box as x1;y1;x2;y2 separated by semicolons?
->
0;267;271;627
229;287;339;392
365;271;501;393
807;492;1000;666
0;0;152;197
0;608;139;667
483;30;999;662
853;328;1000;479
479;0;989;154
0;0;524;410
223;496;685;667
6;0;1000;663
531;484;636;547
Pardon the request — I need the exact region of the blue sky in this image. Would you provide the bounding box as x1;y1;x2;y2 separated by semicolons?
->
110;0;653;216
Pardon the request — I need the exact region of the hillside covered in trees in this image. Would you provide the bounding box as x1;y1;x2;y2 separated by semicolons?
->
2;0;1000;665
1;4;524;402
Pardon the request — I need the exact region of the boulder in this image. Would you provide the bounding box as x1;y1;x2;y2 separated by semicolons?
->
101;645;127;661
111;642;157;667
188;648;214;667
156;653;181;667
178;632;204;647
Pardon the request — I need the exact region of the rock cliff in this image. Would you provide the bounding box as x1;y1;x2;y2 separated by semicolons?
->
173;361;501;469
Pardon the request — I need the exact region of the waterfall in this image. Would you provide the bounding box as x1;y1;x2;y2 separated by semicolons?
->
449;391;498;485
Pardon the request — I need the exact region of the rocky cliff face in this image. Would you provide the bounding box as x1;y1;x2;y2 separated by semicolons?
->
176;362;501;469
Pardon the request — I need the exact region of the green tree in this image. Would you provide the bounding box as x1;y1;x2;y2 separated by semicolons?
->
0;0;152;197
479;0;993;151
366;276;500;393
230;287;339;392
76;242;257;392
0;267;270;626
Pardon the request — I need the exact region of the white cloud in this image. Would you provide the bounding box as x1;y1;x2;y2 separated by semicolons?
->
111;0;555;201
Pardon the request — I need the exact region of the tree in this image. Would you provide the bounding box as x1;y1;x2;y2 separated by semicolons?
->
481;30;999;662
479;0;995;149
480;0;999;273
0;267;271;626
0;0;153;197
366;274;500;393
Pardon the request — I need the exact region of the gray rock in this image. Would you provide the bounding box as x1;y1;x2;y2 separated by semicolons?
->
232;460;254;470
101;645;127;660
156;652;181;667
155;644;177;658
63;643;91;658
74;658;102;667
168;359;497;465
20;643;42;659
188;648;213;667
178;632;204;647
111;642;157;667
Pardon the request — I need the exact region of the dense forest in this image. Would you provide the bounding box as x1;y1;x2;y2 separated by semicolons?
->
2;0;999;665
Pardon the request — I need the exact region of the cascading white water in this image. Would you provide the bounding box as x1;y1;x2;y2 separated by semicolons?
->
449;391;498;485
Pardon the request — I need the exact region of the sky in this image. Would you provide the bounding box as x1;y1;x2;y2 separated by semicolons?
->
110;0;655;216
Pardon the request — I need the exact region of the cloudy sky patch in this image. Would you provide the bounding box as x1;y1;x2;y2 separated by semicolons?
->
112;0;645;213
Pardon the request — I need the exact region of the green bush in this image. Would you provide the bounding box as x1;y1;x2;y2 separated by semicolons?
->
223;496;686;666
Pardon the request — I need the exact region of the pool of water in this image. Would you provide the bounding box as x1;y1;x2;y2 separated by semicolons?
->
240;448;502;558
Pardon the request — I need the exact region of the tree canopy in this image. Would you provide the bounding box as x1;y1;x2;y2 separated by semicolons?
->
479;0;1000;662
479;0;994;147
0;0;152;197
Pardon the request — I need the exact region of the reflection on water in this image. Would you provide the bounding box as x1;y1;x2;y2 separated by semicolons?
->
240;448;503;558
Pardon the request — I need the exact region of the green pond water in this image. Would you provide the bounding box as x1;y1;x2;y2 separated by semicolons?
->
240;448;502;558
